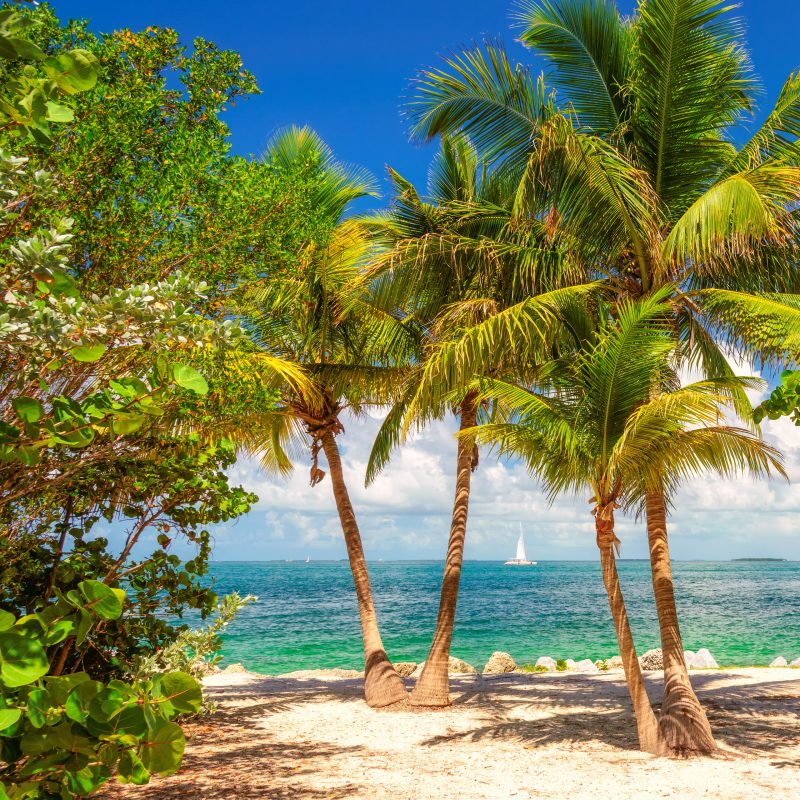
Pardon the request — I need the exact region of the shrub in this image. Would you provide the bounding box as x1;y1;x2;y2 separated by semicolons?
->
0;581;201;798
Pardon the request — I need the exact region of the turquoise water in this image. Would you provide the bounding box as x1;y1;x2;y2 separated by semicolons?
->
207;560;800;673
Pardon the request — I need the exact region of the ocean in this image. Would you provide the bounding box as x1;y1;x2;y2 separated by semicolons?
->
206;560;800;673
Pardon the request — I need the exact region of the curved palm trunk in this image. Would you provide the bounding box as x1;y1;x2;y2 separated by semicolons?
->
595;509;665;755
645;490;716;754
320;431;408;708
410;393;478;707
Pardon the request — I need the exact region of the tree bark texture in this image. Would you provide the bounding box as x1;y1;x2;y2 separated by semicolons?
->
646;490;716;754
320;431;407;708
410;393;478;707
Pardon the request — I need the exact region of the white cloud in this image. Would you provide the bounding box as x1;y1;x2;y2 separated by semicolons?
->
210;366;800;562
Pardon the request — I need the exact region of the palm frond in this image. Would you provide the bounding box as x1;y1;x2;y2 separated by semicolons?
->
731;70;800;169
664;165;800;269
632;0;756;212
407;43;556;174
692;288;800;366
516;0;632;135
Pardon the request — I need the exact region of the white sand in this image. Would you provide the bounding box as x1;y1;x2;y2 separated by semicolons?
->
102;667;800;800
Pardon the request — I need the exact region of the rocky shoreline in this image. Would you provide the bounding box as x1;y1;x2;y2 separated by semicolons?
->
215;648;800;679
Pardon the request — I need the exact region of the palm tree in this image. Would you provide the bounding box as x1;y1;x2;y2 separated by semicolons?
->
406;2;800;751
229;127;415;708
365;137;587;706
465;291;784;754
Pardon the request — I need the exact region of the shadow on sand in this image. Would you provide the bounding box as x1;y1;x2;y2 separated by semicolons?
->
99;670;799;798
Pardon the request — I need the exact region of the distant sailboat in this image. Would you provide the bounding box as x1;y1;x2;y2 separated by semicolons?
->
305;556;310;564
505;524;536;566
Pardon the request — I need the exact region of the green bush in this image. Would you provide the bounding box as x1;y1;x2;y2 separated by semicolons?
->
0;580;201;798
555;659;568;672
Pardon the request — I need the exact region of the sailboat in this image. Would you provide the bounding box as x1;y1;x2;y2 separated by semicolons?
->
505;524;536;566
305;556;310;564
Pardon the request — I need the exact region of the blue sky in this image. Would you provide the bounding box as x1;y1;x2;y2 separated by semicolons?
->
54;1;800;562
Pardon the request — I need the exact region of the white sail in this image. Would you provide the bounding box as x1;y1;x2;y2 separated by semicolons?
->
515;532;526;562
505;523;536;565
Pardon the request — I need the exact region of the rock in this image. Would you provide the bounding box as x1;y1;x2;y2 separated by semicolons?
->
790;658;800;667
410;656;477;679
448;656;477;675
393;662;418;678
482;651;517;674
694;648;719;668
684;649;719;669
639;649;664;670
564;659;577;670
221;663;248;674
573;658;599;673
606;655;624;670
535;656;557;672
770;656;788;667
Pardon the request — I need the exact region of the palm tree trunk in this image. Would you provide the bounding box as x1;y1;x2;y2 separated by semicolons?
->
645;490;716;754
320;430;408;708
410;393;478;707
595;510;665;755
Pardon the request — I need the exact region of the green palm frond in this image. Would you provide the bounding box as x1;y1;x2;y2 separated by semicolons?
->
403;283;599;432
265;125;378;216
523;115;661;283
408;43;556;174
665;165;800;269
631;0;756;212
516;0;632;135
731;70;800;170
581;292;675;462
649;426;786;504
692;288;800;366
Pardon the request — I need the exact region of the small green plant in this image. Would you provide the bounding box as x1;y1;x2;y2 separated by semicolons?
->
595;659;609;671
0;580;201;798
556;659;568;672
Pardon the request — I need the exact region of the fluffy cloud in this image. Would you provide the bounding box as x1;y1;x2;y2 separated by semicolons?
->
209;362;800;562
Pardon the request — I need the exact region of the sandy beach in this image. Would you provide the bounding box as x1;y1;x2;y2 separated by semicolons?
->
100;667;800;800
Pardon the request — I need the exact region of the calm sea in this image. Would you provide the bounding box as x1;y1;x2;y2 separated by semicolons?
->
205;560;800;673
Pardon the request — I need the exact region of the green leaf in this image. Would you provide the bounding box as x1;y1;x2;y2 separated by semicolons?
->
11;397;43;424
70;344;106;363
74;609;92;646
0;709;21;732
49;268;79;297
65;680;102;724
43;49;99;94
0;611;15;632
87;687;130;722
4;36;45;61
66;764;110;796
110;413;146;436
13;446;40;466
78;580;123;620
140;719;185;776
118;750;150;785
45;101;74;122
172;363;209;395
0;632;49;687
25;688;51;728
158;672;202;715
44;618;74;647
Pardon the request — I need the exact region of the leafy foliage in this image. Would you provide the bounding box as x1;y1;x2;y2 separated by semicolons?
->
467;292;784;512
1;437;256;680
753;370;800;425
0;150;243;504
0;585;201;798
0;4;99;142
1;4;330;294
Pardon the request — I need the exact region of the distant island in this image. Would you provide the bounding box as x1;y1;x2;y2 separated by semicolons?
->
732;558;788;562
